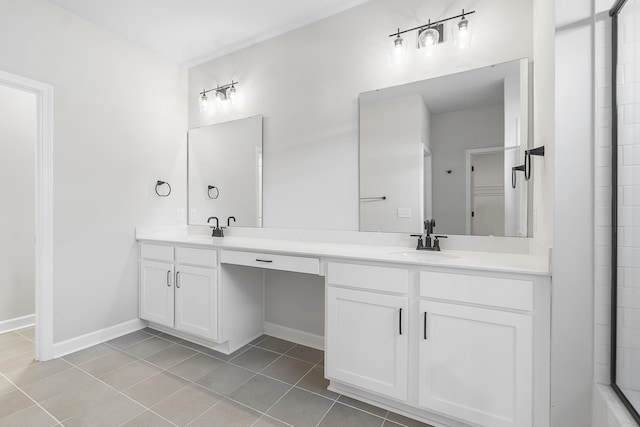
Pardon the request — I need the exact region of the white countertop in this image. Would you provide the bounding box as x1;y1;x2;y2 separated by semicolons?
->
136;229;551;276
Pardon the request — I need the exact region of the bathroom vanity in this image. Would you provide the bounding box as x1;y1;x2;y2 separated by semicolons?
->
136;228;550;427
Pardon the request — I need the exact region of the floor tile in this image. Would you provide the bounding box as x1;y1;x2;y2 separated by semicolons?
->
229;374;291;412
16;327;35;341
105;330;152;350
386;412;434;427
0;350;35;374
196;363;255;396
0;332;28;349
123;371;190;407
143;343;196;369
39;378;118;421
296;365;338;399
0;389;33;419
121;410;174;427
189;399;260;427
63;344;115;366
231;346;280;372
120;336;174;358
0;376;16;396
0;339;33;362
249;335;268;345
261;355;314;385
255;337;296;354
63;394;146;427
338;395;388;417
180;340;247;361
141;327;163;336
156;332;184;344
382;422;404;427
78;350;137;378
267;387;334;427
4;358;71;387
21;367;94;402
168;352;224;382
99;360;162;391
253;415;291;427
285;344;324;364
151;384;220;426
0;404;57;427
319;402;384;426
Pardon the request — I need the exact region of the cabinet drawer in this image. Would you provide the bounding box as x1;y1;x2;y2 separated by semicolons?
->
220;250;319;275
176;246;217;268
327;262;408;294
420;271;533;311
140;243;174;262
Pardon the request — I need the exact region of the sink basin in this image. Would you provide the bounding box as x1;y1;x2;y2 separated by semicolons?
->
388;251;459;263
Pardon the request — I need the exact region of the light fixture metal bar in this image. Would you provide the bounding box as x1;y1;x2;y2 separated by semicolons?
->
389;10;476;38
200;80;239;96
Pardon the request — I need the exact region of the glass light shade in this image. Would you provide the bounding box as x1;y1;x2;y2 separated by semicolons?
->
418;27;439;57
199;92;210;112
215;90;226;104
228;85;237;101
452;17;473;49
390;34;407;65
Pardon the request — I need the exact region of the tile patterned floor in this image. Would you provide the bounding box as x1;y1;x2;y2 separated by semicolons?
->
0;327;432;427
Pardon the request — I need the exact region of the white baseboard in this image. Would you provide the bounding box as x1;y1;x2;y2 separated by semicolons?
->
0;314;35;334
263;322;324;350
53;318;147;358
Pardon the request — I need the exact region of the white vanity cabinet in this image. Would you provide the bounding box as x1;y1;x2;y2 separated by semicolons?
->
418;271;534;427
326;262;409;401
139;243;218;341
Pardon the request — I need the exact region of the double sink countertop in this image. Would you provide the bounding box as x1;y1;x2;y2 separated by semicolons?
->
136;228;552;276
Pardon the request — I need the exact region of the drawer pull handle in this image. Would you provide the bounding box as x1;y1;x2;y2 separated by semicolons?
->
424;312;428;340
399;308;403;335
255;259;273;263
166;270;171;287
176;271;181;288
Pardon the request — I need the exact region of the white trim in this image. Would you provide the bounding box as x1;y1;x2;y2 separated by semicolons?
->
263;322;324;350
0;70;54;362
465;146;505;235
0;314;35;334
52;318;147;358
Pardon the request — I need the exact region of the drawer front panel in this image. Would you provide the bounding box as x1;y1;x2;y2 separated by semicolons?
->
420;271;533;311
176;246;217;268
140;243;174;262
327;262;409;294
220;250;319;275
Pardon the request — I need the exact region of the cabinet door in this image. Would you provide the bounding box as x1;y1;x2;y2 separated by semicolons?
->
175;265;218;341
140;260;174;327
326;286;408;401
418;300;532;427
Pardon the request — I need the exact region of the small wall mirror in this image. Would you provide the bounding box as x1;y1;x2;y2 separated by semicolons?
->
188;115;263;226
359;58;529;237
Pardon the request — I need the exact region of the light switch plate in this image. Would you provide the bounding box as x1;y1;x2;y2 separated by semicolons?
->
397;208;412;218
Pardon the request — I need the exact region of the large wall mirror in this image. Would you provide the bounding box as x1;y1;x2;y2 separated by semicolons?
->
359;58;529;237
188;115;263;227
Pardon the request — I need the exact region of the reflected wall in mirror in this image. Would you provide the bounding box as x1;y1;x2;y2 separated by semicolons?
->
188;115;263;227
359;59;529;237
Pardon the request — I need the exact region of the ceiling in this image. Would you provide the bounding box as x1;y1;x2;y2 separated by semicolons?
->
47;0;371;65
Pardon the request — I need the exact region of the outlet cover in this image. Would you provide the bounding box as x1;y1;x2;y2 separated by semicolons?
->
397;208;412;218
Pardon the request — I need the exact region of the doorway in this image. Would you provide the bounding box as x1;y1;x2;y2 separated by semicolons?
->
465;147;505;236
0;70;54;361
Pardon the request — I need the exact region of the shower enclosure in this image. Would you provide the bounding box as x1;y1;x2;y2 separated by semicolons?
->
611;0;640;423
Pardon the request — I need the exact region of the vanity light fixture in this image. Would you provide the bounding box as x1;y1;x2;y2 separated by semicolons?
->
199;81;239;112
389;9;476;60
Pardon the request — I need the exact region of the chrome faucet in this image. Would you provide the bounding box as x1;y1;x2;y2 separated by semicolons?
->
411;219;447;251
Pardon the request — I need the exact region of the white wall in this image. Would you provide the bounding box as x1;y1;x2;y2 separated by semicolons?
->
0;0;187;343
188;0;534;342
360;95;425;233
552;0;595;425
431;104;504;235
0;85;36;324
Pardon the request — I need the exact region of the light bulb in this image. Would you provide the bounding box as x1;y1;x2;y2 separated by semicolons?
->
390;32;407;65
199;92;209;112
418;27;439;58
453;16;473;50
215;90;226;104
228;85;237;101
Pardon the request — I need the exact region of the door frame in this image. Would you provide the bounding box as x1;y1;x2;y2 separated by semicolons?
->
465;147;504;235
0;70;54;361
